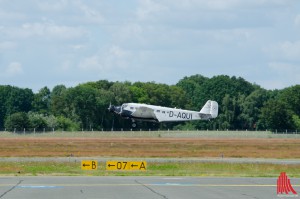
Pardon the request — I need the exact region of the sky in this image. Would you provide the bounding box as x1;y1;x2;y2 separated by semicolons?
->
0;0;300;92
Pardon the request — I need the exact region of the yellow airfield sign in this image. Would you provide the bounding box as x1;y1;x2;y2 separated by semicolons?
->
81;160;98;170
106;161;147;171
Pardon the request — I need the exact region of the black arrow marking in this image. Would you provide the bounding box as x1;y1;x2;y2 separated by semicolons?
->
131;164;138;168
83;163;90;167
108;164;115;167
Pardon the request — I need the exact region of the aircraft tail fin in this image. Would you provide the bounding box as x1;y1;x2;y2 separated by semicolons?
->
199;100;218;119
210;101;218;118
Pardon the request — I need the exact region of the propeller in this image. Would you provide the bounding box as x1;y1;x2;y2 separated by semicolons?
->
108;102;114;112
108;102;121;114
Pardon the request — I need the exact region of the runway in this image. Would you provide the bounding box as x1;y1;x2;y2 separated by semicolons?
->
1;176;299;199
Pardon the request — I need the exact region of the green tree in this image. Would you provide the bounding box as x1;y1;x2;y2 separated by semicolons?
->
130;84;149;103
259;99;295;131
64;85;103;130
109;81;132;104
28;112;47;130
0;86;10;128
217;94;236;130
0;86;33;129
85;80;113;90
279;85;300;115
197;75;254;107
5;112;31;131
44;115;58;129
5;87;33;115
292;115;300;130
2;75;299;131
57;116;80;131
50;85;67;116
238;89;269;130
169;85;188;109
176;74;208;109
32;87;51;114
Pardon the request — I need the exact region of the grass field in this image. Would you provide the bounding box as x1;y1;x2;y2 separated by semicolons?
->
1;136;300;158
1;130;300;139
1;161;299;177
1;131;300;177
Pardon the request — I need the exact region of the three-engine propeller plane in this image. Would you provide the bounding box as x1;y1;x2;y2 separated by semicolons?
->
108;100;218;127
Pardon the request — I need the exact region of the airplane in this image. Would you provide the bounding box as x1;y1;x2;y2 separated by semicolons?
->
108;100;218;127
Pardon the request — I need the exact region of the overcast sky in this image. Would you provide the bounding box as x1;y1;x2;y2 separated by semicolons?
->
0;0;299;92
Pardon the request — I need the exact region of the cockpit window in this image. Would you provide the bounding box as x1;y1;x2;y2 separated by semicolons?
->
130;107;134;110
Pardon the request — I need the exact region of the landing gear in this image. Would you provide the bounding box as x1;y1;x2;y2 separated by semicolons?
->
131;119;137;128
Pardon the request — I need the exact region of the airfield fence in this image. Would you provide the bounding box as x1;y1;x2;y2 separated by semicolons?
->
1;129;300;139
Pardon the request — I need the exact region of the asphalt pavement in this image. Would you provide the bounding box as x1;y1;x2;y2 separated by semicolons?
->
1;176;299;199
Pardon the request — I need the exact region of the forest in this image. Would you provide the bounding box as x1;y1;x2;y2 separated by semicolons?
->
1;74;300;132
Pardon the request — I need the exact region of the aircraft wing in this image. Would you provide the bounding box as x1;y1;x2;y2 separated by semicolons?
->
131;106;157;120
153;111;164;122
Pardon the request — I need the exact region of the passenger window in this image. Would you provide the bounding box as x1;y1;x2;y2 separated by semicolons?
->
130;107;134;110
156;110;160;113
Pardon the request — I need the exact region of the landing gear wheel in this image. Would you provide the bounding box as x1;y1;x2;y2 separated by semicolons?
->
132;123;137;128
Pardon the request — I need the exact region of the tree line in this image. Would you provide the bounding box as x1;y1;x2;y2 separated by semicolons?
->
1;74;299;132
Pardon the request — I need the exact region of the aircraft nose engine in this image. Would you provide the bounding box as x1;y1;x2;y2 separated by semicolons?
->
108;104;115;112
108;104;121;114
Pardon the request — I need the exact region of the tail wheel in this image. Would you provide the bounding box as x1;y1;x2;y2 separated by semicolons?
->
132;123;137;128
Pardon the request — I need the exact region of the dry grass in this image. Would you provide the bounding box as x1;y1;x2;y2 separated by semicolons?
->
1;137;300;158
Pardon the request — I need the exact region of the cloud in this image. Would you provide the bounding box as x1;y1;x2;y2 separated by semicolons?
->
116;23;144;42
37;0;69;11
0;41;16;51
279;41;300;60
295;14;300;26
134;0;292;31
170;0;243;10
160;0;291;10
263;40;300;61
0;10;26;23
131;2;257;48
3;22;87;40
79;45;132;72
70;44;86;50
38;0;105;25
255;61;300;89
5;62;23;76
268;62;300;84
74;1;105;24
61;60;72;71
136;0;168;21
269;62;300;73
0;0;299;90
136;0;292;19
